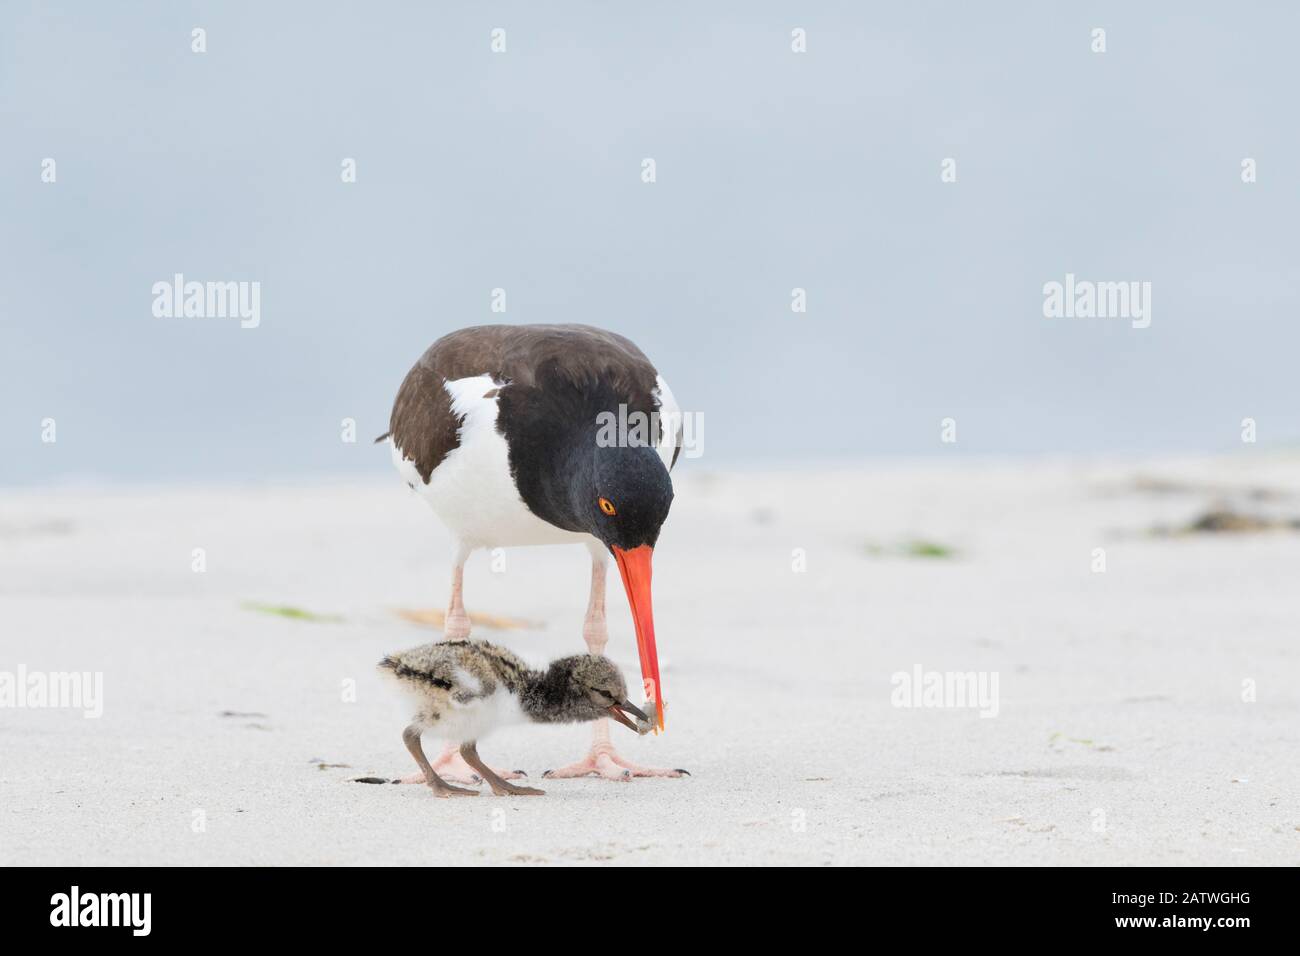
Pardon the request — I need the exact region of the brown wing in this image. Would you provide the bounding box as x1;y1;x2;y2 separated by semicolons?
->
386;324;664;483
385;351;462;484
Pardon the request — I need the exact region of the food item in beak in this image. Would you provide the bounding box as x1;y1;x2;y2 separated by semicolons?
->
607;700;652;736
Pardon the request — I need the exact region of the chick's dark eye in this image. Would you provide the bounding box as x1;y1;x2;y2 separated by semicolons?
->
598;497;617;516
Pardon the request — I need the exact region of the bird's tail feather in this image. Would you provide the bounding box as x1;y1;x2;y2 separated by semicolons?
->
378;655;452;690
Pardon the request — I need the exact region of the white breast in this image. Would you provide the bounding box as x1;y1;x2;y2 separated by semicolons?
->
428;686;527;745
392;374;591;549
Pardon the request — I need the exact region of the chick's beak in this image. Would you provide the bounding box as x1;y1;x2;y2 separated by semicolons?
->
607;700;649;734
612;544;665;730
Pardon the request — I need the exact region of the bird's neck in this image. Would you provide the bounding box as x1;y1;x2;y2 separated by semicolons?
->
513;424;600;534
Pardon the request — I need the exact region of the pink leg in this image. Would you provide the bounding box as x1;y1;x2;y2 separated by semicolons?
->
444;551;471;641
542;551;688;781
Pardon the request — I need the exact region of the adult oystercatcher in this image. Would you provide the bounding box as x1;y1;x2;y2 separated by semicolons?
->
378;324;685;782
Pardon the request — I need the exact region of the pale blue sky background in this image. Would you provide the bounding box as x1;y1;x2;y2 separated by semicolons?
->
2;1;1297;484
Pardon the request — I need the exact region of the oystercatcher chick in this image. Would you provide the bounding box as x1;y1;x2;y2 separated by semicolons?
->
379;639;649;797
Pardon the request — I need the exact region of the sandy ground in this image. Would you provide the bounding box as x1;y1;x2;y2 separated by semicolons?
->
2;455;1299;866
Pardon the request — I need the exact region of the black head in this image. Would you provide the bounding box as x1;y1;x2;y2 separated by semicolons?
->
522;654;650;733
555;654;629;715
496;380;674;730
496;380;674;550
583;443;674;551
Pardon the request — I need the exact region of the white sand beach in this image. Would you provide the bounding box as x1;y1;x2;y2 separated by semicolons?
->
2;456;1298;866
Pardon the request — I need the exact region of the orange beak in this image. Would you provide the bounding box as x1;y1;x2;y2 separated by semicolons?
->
612;544;664;731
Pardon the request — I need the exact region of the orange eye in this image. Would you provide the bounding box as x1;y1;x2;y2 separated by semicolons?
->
598;497;617;516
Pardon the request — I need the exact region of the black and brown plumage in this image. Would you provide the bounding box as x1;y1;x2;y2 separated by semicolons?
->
378;323;687;782
379;639;649;797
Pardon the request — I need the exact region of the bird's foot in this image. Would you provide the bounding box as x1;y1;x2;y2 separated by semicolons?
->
433;746;527;784
428;778;479;798
490;781;546;797
543;746;689;781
